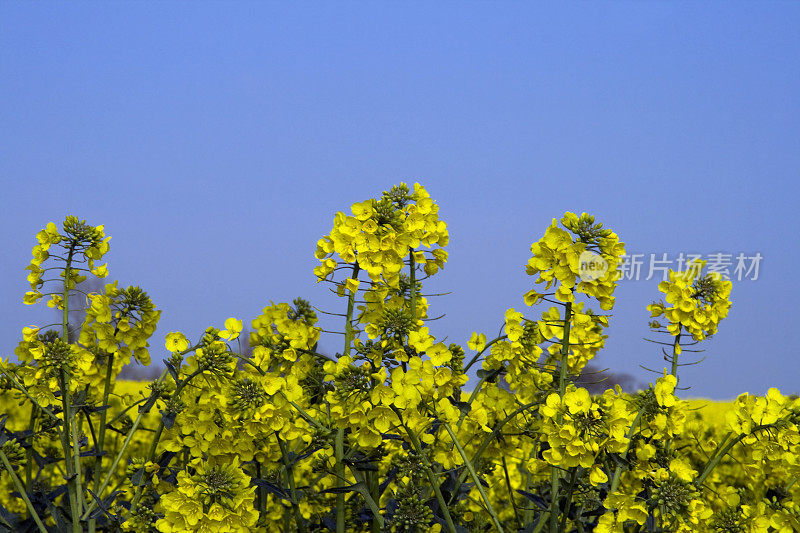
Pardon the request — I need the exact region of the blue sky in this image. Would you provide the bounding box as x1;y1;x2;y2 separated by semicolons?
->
1;2;798;399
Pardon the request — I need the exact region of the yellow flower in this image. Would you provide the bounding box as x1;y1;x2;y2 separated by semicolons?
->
654;373;677;408
345;277;360;293
408;327;434;352
22;326;40;342
369;406;399;433
590;465;609;486
467;331;486;352
351;200;374;221
220;317;244;340
427;343;452;366
91;262;109;278
165;332;189;353
564;388;592;415
23;291;43;305
669;458;696;482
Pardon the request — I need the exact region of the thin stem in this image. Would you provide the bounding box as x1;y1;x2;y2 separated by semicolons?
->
550;301;572;533
80;406;149;519
255;461;265;519
695;432;740;486
409;247;417;325
60;245;82;533
463;335;507;372
670;325;682;379
501;455;522;530
336;261;360;533
448;401;539;506
342;263;360;359
347;466;385;530
334;429;346;533
398;415;457;533
367;469;381;533
25;406;38;492
277;433;307;533
559;468;578;533
81;369;177;520
533;510;550;533
59;371;81;533
441;421;505;532
131;366;204;510
0;448;47;533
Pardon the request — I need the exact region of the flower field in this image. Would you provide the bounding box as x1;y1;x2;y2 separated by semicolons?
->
1;183;798;532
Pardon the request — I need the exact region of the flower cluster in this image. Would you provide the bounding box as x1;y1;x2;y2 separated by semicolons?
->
539;386;633;473
314;182;448;288
647;259;733;340
24;217;110;306
156;459;258;532
525;212;625;310
2;189;798;533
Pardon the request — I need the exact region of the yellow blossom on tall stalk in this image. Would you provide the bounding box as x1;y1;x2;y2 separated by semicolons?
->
4;188;799;533
525;212;625;310
648;259;732;341
646;258;733;380
314;182;448;288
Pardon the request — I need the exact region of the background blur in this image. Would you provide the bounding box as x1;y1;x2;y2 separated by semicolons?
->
2;2;798;399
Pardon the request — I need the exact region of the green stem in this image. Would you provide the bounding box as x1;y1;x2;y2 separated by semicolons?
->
255;461;265;521
533;510;550;533
347;466;385;530
501;455;522;530
409;247;417;324
362;466;382;533
448;401;538;506
61;246;82;533
88;353;114;533
81;405;148;519
557;302;573;395
398;416;457;533
81;369;177;520
94;354;114;488
25;406;38;492
559;468;579;533
72;405;85;512
550;301;572;533
287;400;324;430
670;326;682;379
336;261;360;533
455;374;490;430
463;335;507;372
334;429;346;533
59;371;81;533
442;421;505;533
129;367;204;509
0;448;47;533
104;396;149;426
695;422;781;487
129;420;165;507
62;245;73;342
695;432;742;486
277;433;307;533
523;471;534;526
342;263;360;359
